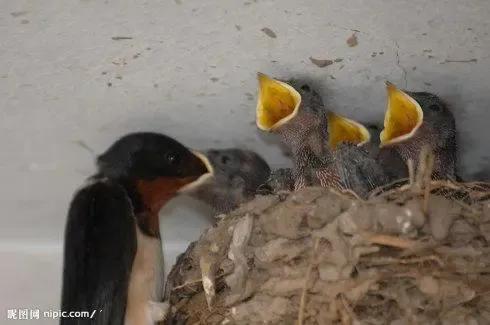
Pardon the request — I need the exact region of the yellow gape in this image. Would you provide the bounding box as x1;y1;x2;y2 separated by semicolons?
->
256;73;301;131
327;112;370;150
380;82;423;146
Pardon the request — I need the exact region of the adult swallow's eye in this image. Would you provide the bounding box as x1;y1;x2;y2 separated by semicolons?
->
165;152;180;165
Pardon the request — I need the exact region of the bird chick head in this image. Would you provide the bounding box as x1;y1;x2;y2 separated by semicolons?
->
327;112;371;150
380;82;424;147
256;73;302;131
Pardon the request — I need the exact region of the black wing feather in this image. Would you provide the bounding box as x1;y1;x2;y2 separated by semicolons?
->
61;180;136;325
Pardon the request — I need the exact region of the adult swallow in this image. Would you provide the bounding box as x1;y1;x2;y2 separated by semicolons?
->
61;132;213;325
186;148;271;213
380;82;457;179
255;73;387;197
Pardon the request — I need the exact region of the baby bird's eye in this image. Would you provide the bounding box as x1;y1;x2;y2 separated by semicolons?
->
221;155;230;165
300;84;310;92
429;104;441;112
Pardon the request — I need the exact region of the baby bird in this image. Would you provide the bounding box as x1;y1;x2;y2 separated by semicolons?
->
186;148;271;213
256;73;331;190
380;82;457;179
255;73;388;198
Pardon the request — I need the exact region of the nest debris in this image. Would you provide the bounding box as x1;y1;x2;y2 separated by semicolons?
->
163;155;490;324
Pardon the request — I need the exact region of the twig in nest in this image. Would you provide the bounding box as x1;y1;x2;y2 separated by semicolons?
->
340;188;363;201
407;159;415;186
297;237;320;325
368;178;408;199
336;296;352;325
365;233;418;249
362;255;444;268
422;153;434;214
171;278;209;291
171;270;232;293
340;294;358;323
429;180;461;190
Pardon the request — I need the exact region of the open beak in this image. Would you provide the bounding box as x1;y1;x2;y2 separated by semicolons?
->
327;112;370;150
178;150;215;193
379;82;423;147
256;72;302;131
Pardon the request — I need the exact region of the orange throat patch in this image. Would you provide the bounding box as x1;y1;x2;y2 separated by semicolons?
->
135;176;198;236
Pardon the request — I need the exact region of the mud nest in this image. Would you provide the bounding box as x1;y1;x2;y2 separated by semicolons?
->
164;177;490;324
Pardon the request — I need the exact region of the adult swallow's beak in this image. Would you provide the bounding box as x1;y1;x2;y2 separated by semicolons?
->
380;82;423;147
256;73;301;131
327;112;370;150
178;150;215;193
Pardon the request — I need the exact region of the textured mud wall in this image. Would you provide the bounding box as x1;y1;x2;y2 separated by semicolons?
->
165;185;490;324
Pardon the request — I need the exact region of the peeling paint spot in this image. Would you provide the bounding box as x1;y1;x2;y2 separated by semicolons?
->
261;27;277;38
11;11;29;17
441;58;477;64
334;58;343;62
210;77;219;82
112;58;127;66
309;57;333;68
235;24;242;31
111;36;133;40
346;33;358;47
107;82;112;87
245;93;254;101
74;140;95;155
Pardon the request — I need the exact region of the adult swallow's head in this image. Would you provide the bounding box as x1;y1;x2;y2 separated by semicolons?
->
380;82;455;148
96;132;213;236
327;112;371;150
